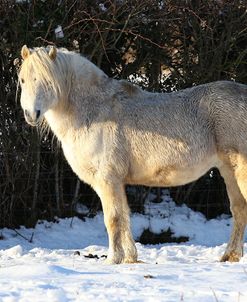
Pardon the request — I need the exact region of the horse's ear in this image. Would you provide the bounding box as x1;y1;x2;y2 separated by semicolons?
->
48;46;57;61
21;45;30;60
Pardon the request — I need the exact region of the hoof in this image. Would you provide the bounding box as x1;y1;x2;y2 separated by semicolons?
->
122;257;139;264
105;255;139;264
104;256;123;264
105;246;138;264
220;251;241;262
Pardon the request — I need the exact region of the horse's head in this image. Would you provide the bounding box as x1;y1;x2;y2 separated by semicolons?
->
19;45;60;126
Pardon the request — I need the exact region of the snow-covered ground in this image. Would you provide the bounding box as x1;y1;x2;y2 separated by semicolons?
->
1;196;247;302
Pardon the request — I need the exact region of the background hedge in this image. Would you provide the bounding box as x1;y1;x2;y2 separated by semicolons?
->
0;0;246;227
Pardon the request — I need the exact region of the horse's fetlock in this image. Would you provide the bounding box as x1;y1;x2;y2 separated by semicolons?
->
220;251;242;262
106;249;125;264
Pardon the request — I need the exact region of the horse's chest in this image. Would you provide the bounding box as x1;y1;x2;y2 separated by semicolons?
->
61;139;100;185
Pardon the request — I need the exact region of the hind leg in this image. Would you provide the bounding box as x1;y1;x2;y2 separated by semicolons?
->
219;153;247;262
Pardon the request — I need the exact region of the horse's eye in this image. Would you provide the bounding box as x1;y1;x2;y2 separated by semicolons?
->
21;78;25;84
34;78;36;81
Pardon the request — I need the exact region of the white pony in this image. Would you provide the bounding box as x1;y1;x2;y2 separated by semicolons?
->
19;45;247;264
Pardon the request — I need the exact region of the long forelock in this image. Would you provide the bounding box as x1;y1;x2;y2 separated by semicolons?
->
20;48;71;98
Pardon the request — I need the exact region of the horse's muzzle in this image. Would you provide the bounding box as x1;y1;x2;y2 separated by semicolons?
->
24;109;41;126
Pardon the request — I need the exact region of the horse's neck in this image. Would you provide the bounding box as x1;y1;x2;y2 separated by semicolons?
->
44;108;76;141
44;92;104;142
45;57;109;141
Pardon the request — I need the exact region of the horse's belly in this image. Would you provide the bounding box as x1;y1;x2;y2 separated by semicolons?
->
127;154;218;187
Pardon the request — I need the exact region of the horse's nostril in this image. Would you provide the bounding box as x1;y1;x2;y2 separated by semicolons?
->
36;110;41;119
24;109;40;124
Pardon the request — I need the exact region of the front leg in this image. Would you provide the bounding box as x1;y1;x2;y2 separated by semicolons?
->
94;180;137;264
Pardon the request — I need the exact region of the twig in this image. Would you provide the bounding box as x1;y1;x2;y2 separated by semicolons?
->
35;37;56;45
44;19;54;40
105;27;167;49
210;287;219;302
70;216;74;228
13;229;34;243
29;232;34;243
63;16;114;31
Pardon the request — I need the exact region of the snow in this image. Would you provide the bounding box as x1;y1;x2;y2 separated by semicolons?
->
1;197;247;302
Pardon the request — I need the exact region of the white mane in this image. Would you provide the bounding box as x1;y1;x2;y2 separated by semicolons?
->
19;47;105;100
